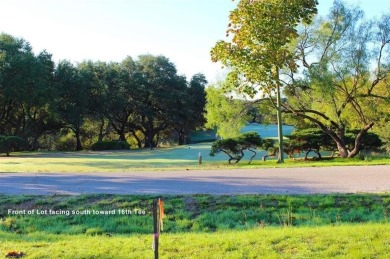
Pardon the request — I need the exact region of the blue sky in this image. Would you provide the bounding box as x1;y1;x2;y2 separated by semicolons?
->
1;0;389;83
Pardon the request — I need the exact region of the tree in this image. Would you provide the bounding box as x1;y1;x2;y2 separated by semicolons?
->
209;132;263;164
205;84;249;139
129;55;188;148
211;0;318;163
78;60;113;143
285;128;333;160
109;58;137;143
0;33;56;149
173;73;207;145
283;1;390;158
53;61;88;151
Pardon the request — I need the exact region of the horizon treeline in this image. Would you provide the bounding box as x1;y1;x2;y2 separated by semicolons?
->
0;33;207;151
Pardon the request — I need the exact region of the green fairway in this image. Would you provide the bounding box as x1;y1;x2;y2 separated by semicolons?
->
1;143;389;173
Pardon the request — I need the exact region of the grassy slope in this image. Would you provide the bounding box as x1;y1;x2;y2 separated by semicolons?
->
1;224;389;258
1;194;389;235
0;194;389;257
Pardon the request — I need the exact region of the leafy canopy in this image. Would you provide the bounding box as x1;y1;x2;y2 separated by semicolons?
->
211;0;318;96
210;131;264;164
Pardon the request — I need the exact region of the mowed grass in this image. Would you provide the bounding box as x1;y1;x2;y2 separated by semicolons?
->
1;224;389;258
1;143;389;173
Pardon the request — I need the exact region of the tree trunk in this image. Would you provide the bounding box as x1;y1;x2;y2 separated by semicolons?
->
248;148;257;164
111;123;126;141
74;128;83;151
348;123;374;158
178;131;186;145
98;117;105;142
144;131;156;149
337;143;349;158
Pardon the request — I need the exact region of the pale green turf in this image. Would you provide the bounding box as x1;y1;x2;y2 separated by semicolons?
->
1;143;389;173
1;223;389;258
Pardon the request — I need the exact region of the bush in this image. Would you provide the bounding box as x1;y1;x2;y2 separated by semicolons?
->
345;131;383;150
210;132;263;164
0;135;28;156
285;128;328;159
90;141;130;151
285;128;383;159
55;135;76;151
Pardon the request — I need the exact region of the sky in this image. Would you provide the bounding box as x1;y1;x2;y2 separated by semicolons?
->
1;0;390;83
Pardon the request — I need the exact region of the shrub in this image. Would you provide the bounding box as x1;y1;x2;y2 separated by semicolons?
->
285;128;383;159
0;135;28;156
90;141;130;151
345;131;383;150
285;128;328;159
210;132;263;164
54;135;76;151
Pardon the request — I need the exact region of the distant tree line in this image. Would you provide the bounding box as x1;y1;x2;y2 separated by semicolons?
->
0;33;207;151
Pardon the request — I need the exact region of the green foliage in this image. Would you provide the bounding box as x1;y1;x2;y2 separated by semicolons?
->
1;33;207;150
53;60;88;151
285;128;383;159
90;141;130;151
283;1;390;158
210;132;263;164
345;131;383;151
285;128;332;159
174;73;208;145
205;85;249;138
0;33;56;149
211;0;318;163
211;0;318;95
0;135;28;156
378;124;390;154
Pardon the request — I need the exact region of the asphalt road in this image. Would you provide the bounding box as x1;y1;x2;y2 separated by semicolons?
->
0;165;389;195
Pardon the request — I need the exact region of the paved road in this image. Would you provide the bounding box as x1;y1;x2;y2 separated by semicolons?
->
0;166;389;195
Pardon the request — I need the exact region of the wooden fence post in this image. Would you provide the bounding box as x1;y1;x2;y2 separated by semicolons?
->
153;199;159;259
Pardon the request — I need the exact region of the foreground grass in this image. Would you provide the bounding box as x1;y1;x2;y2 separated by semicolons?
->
1;194;389;257
1;194;389;234
1;224;389;258
0;145;389;173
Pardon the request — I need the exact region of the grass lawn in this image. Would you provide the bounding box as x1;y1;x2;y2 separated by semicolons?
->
0;194;389;258
0;143;389;173
1;224;389;258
